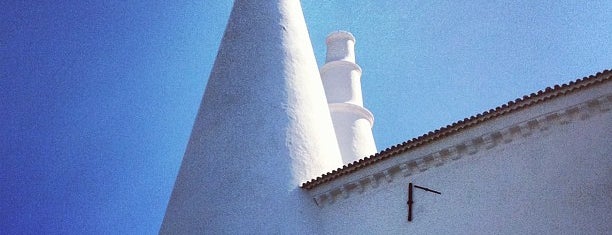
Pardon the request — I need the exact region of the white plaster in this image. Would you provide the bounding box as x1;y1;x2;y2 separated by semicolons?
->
325;31;356;63
321;31;377;164
310;81;612;234
320;61;364;105
160;0;342;233
160;1;611;233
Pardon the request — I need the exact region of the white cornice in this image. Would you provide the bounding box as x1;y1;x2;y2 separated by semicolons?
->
325;31;355;44
328;103;374;127
319;60;362;75
310;94;612;207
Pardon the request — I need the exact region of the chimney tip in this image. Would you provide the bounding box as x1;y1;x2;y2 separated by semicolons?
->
325;31;356;63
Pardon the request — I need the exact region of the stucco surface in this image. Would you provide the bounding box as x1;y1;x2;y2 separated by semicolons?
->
160;1;610;233
160;0;342;233
322;32;377;164
317;84;611;234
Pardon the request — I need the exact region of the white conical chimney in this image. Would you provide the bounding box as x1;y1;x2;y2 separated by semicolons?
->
321;31;377;164
160;1;342;233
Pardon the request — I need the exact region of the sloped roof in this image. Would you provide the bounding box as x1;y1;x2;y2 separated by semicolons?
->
302;69;612;190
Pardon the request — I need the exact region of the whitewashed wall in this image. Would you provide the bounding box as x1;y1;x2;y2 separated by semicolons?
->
160;0;342;233
311;81;611;234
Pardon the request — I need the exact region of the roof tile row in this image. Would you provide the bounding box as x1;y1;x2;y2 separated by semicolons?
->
302;69;612;190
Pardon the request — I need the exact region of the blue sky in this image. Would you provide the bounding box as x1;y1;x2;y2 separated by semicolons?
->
1;1;610;234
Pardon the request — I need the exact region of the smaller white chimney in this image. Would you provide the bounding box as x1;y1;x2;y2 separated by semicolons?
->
321;31;377;164
325;32;356;63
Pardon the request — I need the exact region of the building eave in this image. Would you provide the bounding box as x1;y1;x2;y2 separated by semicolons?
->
301;69;612;190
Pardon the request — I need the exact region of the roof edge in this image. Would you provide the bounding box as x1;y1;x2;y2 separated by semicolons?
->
301;69;612;190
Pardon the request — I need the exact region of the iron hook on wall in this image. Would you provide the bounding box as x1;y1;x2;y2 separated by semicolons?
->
407;183;441;222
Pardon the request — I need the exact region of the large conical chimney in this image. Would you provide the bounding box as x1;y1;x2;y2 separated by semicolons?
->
160;1;342;233
321;31;377;164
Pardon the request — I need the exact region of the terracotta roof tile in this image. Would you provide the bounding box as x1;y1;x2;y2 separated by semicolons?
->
302;69;612;190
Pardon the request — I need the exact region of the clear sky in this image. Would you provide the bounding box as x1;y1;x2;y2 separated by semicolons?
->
1;1;610;234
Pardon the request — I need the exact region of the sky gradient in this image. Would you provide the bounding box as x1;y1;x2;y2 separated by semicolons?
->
1;1;611;234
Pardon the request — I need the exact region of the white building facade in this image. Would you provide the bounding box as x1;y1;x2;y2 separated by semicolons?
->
162;0;612;233
304;72;612;234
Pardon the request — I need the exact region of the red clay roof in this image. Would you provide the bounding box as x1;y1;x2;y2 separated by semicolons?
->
302;69;612;190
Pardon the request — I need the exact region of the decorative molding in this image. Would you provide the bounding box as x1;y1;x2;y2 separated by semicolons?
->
325;31;356;44
310;94;612;207
302;70;611;190
319;60;362;75
328;103;375;126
